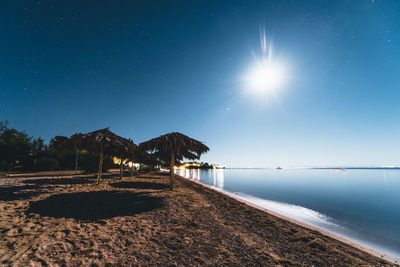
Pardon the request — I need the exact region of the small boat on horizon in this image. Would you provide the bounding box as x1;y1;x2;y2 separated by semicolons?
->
330;168;346;172
276;167;282;170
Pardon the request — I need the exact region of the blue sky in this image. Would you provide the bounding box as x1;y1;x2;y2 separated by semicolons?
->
2;0;400;167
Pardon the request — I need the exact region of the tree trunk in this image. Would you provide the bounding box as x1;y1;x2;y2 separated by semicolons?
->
97;148;104;185
169;150;175;188
119;152;123;179
130;155;135;178
74;150;79;171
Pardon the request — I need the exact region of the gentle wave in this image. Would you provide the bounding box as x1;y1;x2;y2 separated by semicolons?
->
230;192;338;228
178;169;400;261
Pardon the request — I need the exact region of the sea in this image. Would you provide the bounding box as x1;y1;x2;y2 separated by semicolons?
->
175;168;400;260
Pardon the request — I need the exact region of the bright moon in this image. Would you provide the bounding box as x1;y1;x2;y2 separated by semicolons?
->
245;59;287;93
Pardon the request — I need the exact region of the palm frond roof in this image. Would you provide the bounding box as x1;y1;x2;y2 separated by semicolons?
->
80;128;130;150
139;132;209;160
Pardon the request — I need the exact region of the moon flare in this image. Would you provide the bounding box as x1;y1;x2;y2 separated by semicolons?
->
245;58;287;93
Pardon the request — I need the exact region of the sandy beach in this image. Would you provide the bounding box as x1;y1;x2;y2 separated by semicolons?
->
0;172;397;266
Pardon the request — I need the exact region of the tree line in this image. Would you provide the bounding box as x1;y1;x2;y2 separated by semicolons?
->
0;120;210;188
0;121;115;172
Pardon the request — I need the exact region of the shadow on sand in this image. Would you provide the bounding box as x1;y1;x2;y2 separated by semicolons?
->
22;178;93;185
155;172;170;176
135;176;162;180
0;185;42;201
110;181;170;190
27;191;164;221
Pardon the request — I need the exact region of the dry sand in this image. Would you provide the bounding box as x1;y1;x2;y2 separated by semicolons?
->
0;172;398;266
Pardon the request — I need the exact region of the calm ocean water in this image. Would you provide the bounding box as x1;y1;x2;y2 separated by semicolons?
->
175;168;400;259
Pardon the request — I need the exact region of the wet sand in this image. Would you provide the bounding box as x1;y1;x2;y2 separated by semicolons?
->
0;172;397;266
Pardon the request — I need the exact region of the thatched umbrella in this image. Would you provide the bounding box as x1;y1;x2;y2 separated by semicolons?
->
139;132;209;188
80;128;130;184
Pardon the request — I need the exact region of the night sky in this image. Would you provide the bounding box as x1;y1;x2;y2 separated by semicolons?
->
2;0;400;167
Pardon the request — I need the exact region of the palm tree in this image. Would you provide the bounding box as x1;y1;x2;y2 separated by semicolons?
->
139;132;209;188
55;133;83;172
80;128;130;184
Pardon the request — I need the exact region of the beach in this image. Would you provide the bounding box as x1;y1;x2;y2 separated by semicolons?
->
0;172;397;266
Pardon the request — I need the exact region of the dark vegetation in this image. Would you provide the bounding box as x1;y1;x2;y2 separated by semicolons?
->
0;121;115;172
181;161;223;169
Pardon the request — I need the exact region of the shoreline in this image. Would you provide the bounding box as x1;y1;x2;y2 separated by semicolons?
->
1;172;398;265
175;173;400;265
